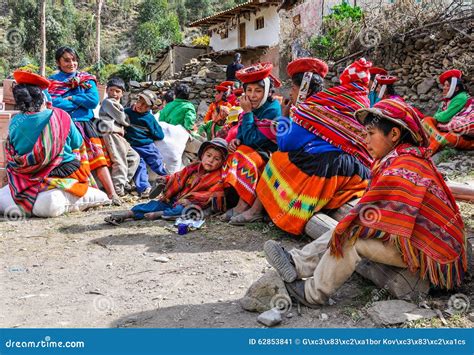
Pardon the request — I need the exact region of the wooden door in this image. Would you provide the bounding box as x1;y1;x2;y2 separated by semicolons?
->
239;23;246;48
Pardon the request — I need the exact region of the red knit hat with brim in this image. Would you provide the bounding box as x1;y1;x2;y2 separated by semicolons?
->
215;85;229;92
375;75;398;85
439;69;462;85
369;67;387;77
13;70;50;90
236;62;273;84
355;98;428;147
220;81;235;87
287;57;329;78
340;58;373;86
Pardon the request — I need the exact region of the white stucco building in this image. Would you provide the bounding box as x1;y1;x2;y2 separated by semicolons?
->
189;0;281;75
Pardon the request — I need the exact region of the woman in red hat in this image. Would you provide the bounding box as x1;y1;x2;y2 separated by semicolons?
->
202;81;233;123
233;58;372;231
367;67;387;106
422;69;473;154
264;98;466;307
48;46;121;205
370;74;403;105
219;62;282;222
0;70;103;217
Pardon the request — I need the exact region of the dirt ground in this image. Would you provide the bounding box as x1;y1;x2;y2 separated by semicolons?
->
1;199;473;329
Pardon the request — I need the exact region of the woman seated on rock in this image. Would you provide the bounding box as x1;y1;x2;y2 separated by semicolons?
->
0;71;108;218
264;99;467;307
233;58;373;230
202;81;233;123
423;69;473;154
220;62;282;222
48;46;121;205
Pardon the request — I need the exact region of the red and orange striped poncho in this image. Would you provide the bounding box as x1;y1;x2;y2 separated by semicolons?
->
330;144;467;289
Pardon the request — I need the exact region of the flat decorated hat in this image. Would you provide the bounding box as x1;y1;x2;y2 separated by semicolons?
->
13;70;50;90
369;67;388;77
215;81;235;92
287;57;329;78
339;58;373;86
355;98;428;147
375;75;398;85
232;88;244;97
439;69;462;85
236;62;273;84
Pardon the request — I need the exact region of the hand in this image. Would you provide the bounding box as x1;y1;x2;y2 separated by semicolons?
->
228;139;241;153
155;176;167;184
240;95;252;113
282;99;292;117
179;199;191;206
65;96;73;101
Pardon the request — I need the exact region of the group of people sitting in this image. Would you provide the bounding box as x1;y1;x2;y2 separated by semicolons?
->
0;45;471;307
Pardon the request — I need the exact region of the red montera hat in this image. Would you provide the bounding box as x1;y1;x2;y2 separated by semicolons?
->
236;62;273;84
287;57;329;78
439;69;462;85
232;88;244;96
13;70;50;90
375;75;398;85
369;67;388;76
339;58;373;86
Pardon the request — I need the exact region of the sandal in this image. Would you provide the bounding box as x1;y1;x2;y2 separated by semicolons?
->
229;213;263;225
218;209;234;222
149;182;166;199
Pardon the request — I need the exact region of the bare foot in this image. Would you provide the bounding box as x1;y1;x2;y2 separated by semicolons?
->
144;211;164;220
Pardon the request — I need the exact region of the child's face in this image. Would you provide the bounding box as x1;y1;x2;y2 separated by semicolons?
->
201;147;225;172
365;125;400;160
215;91;224;102
134;96;151;113
107;86;123;101
442;80;450;97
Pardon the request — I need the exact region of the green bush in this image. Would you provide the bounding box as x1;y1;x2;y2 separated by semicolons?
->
111;64;144;87
309;2;363;60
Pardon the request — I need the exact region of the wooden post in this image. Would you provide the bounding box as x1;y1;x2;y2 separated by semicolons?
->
39;0;47;76
96;0;103;79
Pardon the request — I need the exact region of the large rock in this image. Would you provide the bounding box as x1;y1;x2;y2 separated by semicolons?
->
417;78;436;95
240;269;291;313
367;300;436;325
257;308;282;327
356;259;430;301
197;100;209;119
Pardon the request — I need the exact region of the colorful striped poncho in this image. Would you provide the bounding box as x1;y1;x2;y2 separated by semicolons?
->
48;71;97;98
291;82;372;167
330;144;467;289
6;108;93;215
162;162;226;212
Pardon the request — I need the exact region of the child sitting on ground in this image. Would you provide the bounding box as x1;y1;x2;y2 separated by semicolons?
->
198;105;231;141
264;99;467;307
98;77;140;198
125;90;167;197
104;138;228;225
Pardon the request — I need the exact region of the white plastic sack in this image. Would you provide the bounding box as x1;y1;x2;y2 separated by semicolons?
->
155;121;190;174
0;185;109;218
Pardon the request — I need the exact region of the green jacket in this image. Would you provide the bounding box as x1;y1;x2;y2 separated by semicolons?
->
159;98;196;131
434;91;468;123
